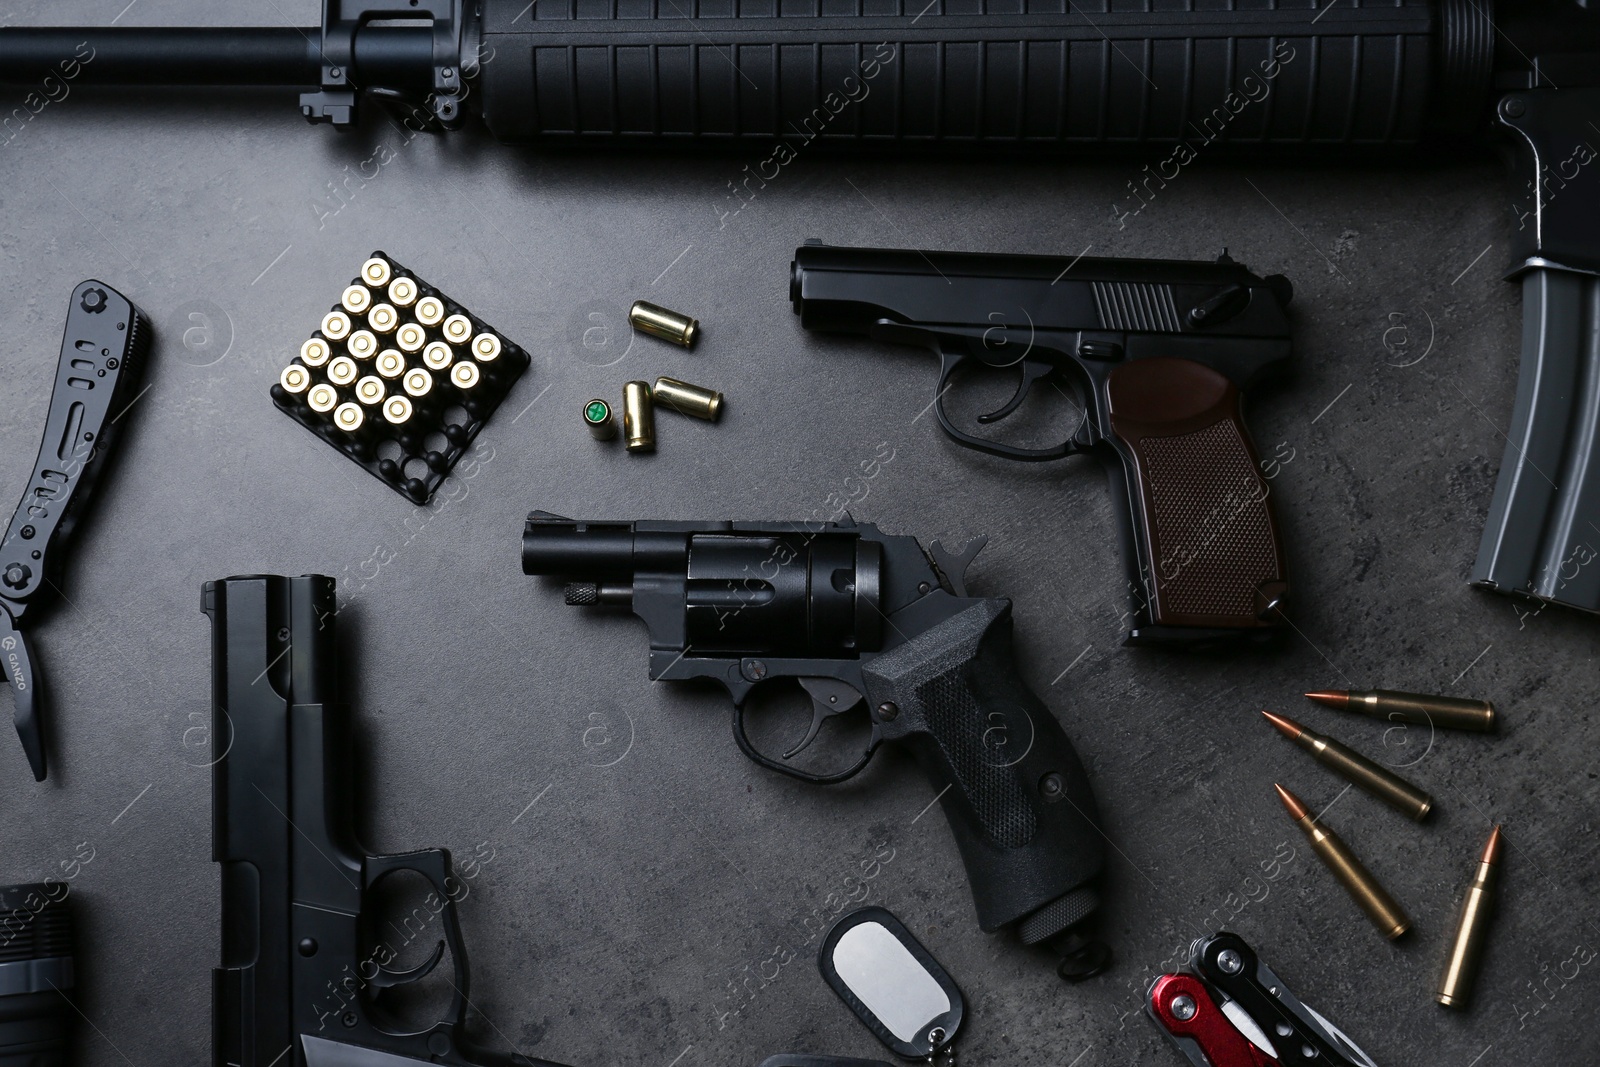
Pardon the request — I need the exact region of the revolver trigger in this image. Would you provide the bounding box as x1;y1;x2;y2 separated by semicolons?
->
977;360;1052;424
368;939;446;989
786;678;864;759
928;537;989;598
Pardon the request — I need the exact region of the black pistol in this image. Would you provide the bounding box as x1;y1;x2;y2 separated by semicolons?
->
203;574;572;1067
791;243;1295;646
522;513;1109;978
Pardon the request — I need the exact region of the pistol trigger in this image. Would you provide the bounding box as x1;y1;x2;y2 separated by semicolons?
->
368;939;446;989
977;359;1052;424
786;678;864;759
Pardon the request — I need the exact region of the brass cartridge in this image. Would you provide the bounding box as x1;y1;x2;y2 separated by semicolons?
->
1263;712;1434;821
1306;689;1496;733
623;381;655;452
652;376;723;421
1276;784;1410;940
1438;826;1504;1009
629;301;699;347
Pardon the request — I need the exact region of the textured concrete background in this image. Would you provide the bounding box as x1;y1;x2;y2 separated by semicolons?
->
0;2;1595;1065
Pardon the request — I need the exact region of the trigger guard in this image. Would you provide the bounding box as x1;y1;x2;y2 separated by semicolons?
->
933;355;1079;462
368;939;446;989
731;702;877;785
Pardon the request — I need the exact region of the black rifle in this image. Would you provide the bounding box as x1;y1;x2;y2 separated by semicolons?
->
522;512;1109;978
3;3;1598;611
203;574;571;1067
792;242;1295;645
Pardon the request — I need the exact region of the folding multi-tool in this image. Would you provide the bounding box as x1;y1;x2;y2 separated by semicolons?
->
1148;932;1379;1067
2;281;149;780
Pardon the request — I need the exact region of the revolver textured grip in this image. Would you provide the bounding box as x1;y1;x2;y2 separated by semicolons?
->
863;599;1104;938
1106;357;1287;638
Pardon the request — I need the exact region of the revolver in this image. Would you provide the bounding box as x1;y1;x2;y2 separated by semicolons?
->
522;512;1108;977
791;243;1295;646
204;574;573;1067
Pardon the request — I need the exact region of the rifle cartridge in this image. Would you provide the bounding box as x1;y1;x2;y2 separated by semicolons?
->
1305;689;1496;733
1438;826;1504;1009
1263;712;1433;821
1275;784;1410;940
450;361;481;391
443;314;474;345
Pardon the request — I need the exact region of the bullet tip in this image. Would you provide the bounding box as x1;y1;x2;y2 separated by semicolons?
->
1481;824;1504;865
1273;783;1310;821
1261;710;1304;740
1303;690;1350;709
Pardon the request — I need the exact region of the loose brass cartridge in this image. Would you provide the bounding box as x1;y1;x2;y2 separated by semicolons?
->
623;381;655;452
652;376;723;421
1263;712;1434;821
1276;784;1410;940
629;301;699;347
1437;826;1503;1009
1305;689;1496;733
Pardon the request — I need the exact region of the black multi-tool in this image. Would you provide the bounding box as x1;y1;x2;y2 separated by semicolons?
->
2;281;149;780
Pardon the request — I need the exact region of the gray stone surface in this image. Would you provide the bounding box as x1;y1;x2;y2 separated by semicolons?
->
0;2;1593;1065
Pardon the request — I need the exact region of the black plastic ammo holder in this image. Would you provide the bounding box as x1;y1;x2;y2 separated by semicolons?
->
0;884;74;1067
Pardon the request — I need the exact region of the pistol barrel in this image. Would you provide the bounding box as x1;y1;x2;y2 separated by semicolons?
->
522;515;641;579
